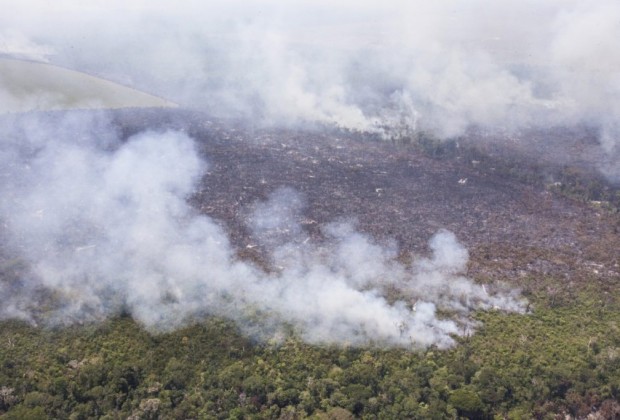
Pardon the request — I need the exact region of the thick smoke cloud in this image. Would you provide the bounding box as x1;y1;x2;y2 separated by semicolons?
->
1;1;619;152
0;112;524;348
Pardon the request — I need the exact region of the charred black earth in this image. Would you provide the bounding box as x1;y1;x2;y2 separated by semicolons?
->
112;109;619;305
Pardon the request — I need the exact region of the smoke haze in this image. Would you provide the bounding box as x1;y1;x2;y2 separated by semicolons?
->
0;112;524;347
3;1;615;347
2;2;619;135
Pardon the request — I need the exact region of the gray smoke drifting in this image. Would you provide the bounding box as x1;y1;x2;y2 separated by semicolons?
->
0;112;524;348
2;1;619;174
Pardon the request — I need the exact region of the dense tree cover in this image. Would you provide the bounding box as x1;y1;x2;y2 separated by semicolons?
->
1;285;619;419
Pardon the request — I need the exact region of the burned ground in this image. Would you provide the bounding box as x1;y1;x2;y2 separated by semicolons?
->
1;108;618;308
117;109;619;303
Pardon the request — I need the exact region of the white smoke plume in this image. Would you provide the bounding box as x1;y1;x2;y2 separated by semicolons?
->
1;1;618;179
0;112;524;348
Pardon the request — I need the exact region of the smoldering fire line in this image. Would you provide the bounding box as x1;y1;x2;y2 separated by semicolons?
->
0;111;525;348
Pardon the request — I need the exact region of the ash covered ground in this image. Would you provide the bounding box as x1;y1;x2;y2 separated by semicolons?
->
120;109;619;299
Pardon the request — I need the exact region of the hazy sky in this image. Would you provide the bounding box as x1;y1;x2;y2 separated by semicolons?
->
2;0;618;142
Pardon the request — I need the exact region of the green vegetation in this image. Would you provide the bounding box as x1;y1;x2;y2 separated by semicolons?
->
1;286;619;419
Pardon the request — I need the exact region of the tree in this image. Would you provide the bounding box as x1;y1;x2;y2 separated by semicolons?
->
449;388;485;418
